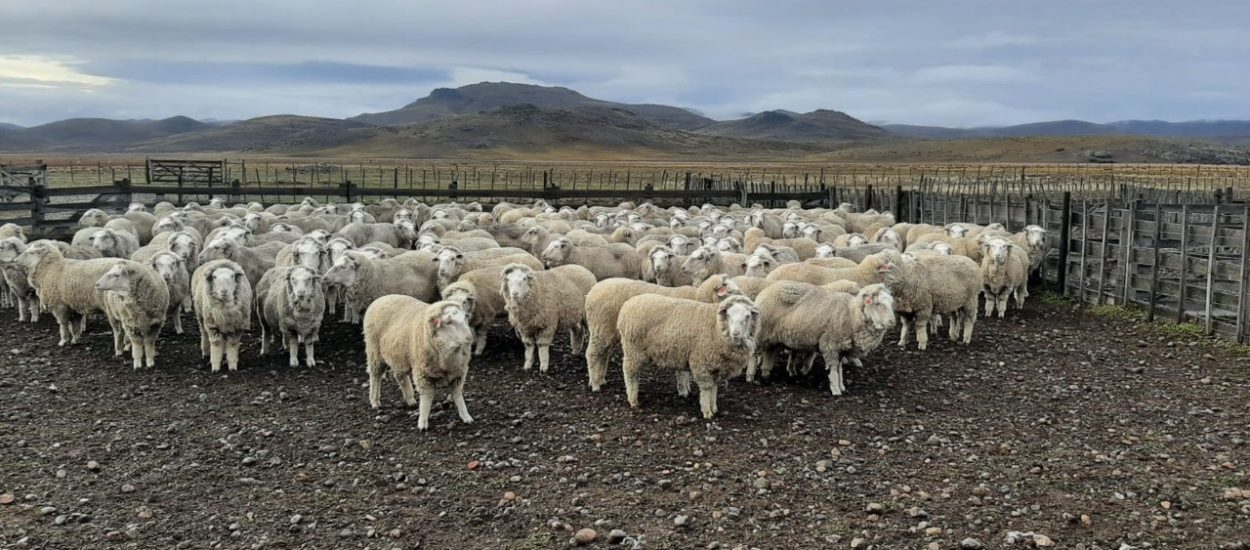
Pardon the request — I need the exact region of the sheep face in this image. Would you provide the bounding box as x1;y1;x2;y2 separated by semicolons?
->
214;216;243;229
241;213;263;233
984;223;1005;233
205;267;243;302
440;283;477;317
858;284;897;330
520;227;544;247
246;202;264;212
944;223;970;238
218;227;251;246
286;267;323;307
358;247;389;260
743;252;775;278
434;247;466;286
782;222;802;238
90;229;120;254
305;229;330;244
984;238;1012;264
394;220;418;246
169;233;201;265
392;208;414;223
714;237;742;253
540;238;572;267
718;296;759;349
875;228;902;250
348;211;370;224
95;263;136;294
270;222;301;234
291;238;326;272
0;237;24;263
650;246;678;278
668;235;695;255
709;275;742;300
932;242;953;255
815;243;836;258
500;264;535;302
327;238;354;263
14;242;55;270
79;209;108;228
1025;225;1048;248
594;214;612;229
153;217;183;236
681;246;718;278
322;254;361;287
198;239;238;264
846;234;868;247
150;252;184;289
415;233;441;250
127;203;147;213
863;253;897;276
208;198;226;209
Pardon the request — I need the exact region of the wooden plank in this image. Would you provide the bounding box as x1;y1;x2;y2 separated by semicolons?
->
1178;205;1190;324
1239;205;1250;343
1206;205;1220;335
1149;203;1162;321
1078;200;1088;300
1122;202;1136;305
1097;206;1112;304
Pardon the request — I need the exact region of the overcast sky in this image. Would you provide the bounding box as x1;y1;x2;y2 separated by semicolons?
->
2;0;1248;127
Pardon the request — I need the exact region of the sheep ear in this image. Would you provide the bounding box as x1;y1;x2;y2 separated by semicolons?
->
431;315;442;327
864;295;874;305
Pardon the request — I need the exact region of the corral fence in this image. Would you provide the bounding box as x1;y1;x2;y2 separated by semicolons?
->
5;159;1250;343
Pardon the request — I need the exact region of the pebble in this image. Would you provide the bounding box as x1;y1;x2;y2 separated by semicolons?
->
866;502;885;514
86;461;100;471
1034;535;1055;547
574;528;597;545
674;514;690;527
608;529;627;544
121;484;136;493
924;526;942;537
752;478;770;490
338;527;354;538
850;537;867;549
0;494;14;505
961;539;985;550
40;506;57;515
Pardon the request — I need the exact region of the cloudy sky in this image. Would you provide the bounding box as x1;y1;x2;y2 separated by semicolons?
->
2;0;1248;127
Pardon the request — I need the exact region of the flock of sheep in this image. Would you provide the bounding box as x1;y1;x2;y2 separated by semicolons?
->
0;197;1049;429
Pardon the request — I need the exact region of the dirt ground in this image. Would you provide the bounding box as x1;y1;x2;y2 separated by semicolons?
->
1;296;1248;550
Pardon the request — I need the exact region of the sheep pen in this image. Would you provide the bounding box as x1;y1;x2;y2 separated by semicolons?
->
0;197;1246;550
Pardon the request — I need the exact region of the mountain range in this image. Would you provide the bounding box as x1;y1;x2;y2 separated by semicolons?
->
2;82;1249;163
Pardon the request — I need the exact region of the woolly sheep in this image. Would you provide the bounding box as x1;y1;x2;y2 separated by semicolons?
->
743;227;820;259
980;237;1029;317
754;282;895;394
363;296;474;430
681;245;748;284
694;273;772;302
95;260;170;369
0;223;26;243
584;278;702;391
883;252;982;350
500;263;597;373
275;236;330;274
1011;225;1049;272
541;238;641;280
144;250;190;333
432;246;542;290
89;227;141;259
645;245;693;287
766;253;893;286
15;242;125;345
198;238;282;287
0;238;38;322
441;265;516;355
617;294;760;419
257;266;326;367
322;251;439;323
191;259;253;372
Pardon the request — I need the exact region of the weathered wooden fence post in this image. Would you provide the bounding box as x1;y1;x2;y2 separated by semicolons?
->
1205;205;1220;335
1096;204;1111;304
1057;192;1072;294
1238;205;1250;342
864;185;875;212
1178;205;1190;324
894;185;905;223
1148;204;1163;321
1121;200;1137;305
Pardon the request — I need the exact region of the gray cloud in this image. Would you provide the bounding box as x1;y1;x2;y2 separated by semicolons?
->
1;0;1248;127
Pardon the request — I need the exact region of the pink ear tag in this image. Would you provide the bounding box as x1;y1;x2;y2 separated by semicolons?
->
432;317;442;327
716;287;727;297
865;296;873;305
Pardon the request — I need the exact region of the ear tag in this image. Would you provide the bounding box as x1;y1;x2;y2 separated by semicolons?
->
865;296;874;305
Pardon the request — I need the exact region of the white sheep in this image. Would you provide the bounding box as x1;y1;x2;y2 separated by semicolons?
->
90;228;140;259
617;294;760;419
693;273;772;302
363;297;474;430
336;220;418;248
500;263;597;373
191;259;253;372
681;245;747;284
883;252;983;350
980;237;1029;317
584;278;702;391
646;245;693;287
197;238;282;287
15;242;125;345
144;250;190;334
541;238;641;280
256;266;326;367
0;238;38;321
765;252;893;286
95;261;170;369
754;282;895;394
275;236;330;273
432;246;542;290
322;251;439;323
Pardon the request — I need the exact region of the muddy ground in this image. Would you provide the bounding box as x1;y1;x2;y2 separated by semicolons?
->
1;297;1248;550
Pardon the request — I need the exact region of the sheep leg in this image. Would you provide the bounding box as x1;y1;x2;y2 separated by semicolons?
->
897;317;910;348
128;332;144;370
225;336;241;372
520;336;536;371
997;292;1008;318
961;307;977;344
822;345;845;396
759;349;778;381
984;290;995;317
914;315;930;350
259;322;270;355
622;353;642;409
198;316;210;358
209;340;224;373
801;353;818;376
785;352;796;377
172;309;183;335
585;333;609;391
948;313;961;341
416;385;434;431
287;334;300;367
537;340;553;373
694;373;718;419
472;329;487;356
395;371;418;407
366;351;385;409
675;371;692;397
70;313;87;344
52;311;71;346
107;316;124;357
15;294;25;321
304;342;316;368
182;296;193;314
567;324;586;355
144;337;157;369
451;376;473;424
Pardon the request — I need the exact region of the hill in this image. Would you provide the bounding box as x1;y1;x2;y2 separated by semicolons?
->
350;82;714;130
697;109;889;142
130;115;374;153
0;116;210;152
883;119;1250;143
810;135;1250;164
325;105;826;159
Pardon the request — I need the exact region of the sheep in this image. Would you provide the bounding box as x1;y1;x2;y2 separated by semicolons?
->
584;278;702;391
275;236;330;274
335;221;417;249
753;282;895;394
416;234;499;253
743;243;803;278
500;263;597;373
0;238;38;321
746;210;784;238
322;251;439;323
79;209;156;243
363;297;474;430
94;261;170;369
743;227;820;259
14;242;125;345
694;274;771;302
980;237;1030;317
1011;225;1050;273
0;223;26;243
541;238;641;280
197;238;282;287
805;256;859;269
681;246;748;284
617;294;760;419
911;233;984;262
883;252;982;350
256;266;326;367
766;252;893;286
144;250;190;334
432;246;543;290
191;259;253;372
814;242;898;263
441;265;517;355
88;228;140;259
645;245;694;287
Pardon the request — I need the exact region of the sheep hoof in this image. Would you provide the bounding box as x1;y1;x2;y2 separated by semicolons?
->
289;358;299;368
460;415;474;424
